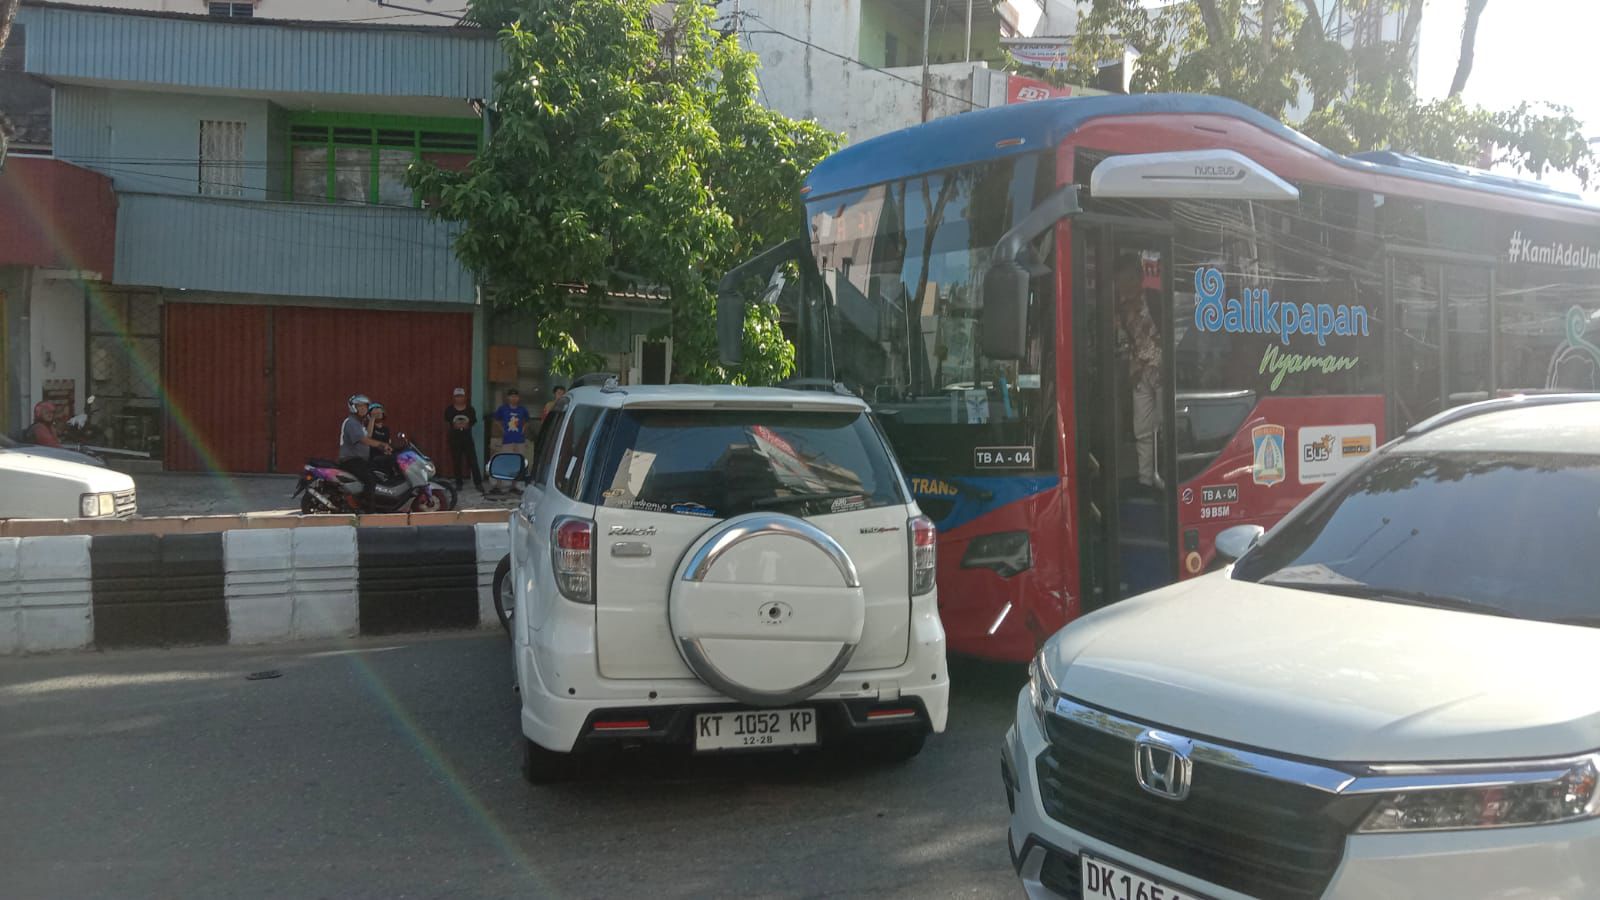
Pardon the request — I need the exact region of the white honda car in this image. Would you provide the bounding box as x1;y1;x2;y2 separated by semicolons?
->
495;381;948;782
1006;394;1600;899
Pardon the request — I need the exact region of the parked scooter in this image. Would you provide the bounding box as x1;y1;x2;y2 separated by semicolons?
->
293;434;457;514
19;396;153;462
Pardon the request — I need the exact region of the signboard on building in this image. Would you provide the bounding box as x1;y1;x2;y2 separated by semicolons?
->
1005;75;1076;104
1002;38;1072;71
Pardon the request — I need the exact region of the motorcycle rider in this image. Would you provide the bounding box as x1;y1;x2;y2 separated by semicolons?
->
368;402;395;479
339;394;390;513
24;401;62;448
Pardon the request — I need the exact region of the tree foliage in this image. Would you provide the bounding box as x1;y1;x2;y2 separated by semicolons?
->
413;0;840;383
1036;0;1591;187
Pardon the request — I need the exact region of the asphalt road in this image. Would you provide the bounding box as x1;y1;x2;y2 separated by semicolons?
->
0;633;1027;900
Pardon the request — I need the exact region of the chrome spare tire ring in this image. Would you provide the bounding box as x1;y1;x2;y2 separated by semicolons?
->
672;513;862;708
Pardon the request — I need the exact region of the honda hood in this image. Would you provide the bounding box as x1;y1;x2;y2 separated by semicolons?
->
1043;573;1600;763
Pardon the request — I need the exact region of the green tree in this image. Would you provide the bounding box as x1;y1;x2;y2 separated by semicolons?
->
1029;0;1590;187
413;0;839;383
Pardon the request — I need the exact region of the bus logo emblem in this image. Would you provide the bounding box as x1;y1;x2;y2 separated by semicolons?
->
1252;425;1286;486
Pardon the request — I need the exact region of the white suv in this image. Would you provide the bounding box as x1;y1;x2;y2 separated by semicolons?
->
1006;395;1600;899
496;382;948;782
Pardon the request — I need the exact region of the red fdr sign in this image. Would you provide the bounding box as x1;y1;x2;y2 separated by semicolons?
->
1006;75;1076;104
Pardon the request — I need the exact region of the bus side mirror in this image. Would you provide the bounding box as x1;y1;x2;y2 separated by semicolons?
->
715;237;806;367
980;260;1030;360
716;291;746;366
1214;524;1265;564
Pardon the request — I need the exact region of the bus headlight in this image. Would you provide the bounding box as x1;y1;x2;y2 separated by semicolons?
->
1357;756;1600;832
961;531;1032;577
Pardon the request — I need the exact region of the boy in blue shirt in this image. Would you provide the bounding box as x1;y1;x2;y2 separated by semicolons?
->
490;388;532;495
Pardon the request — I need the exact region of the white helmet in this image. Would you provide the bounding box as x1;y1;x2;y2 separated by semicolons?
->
348;394;371;414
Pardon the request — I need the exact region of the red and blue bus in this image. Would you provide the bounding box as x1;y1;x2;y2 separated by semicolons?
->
718;93;1600;662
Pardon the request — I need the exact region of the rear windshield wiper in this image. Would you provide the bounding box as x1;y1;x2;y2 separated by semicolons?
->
1261;579;1522;620
751;490;865;511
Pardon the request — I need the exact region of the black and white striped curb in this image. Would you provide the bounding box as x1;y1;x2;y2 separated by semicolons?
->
0;522;510;654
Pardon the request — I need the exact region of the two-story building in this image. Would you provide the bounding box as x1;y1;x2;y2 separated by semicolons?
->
715;0;1095;143
8;0;502;473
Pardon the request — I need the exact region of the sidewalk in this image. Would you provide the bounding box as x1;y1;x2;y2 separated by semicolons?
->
130;472;522;517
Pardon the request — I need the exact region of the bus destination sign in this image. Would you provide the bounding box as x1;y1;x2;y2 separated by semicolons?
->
974;446;1035;469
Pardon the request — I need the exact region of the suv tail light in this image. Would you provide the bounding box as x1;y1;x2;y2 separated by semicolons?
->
551;516;595;603
910;515;937;595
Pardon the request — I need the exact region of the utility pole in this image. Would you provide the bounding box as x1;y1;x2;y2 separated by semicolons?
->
920;0;932;122
965;0;972;63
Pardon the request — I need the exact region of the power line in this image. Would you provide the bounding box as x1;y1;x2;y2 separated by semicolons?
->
740;14;980;110
370;0;468;23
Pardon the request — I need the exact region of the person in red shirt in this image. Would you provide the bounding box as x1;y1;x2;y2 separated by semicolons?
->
23;401;62;448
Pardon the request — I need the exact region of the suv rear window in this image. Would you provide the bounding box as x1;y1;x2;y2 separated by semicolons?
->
591;408;904;518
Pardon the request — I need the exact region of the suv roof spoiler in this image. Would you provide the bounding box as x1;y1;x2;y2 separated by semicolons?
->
1406;392;1600;437
778;378;856;397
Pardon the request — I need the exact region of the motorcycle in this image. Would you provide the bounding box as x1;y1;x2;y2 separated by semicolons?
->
17;396;153;463
293;434;457;514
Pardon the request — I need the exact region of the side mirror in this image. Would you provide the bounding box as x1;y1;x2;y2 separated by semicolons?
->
1214;524;1265;564
980;259;1030;360
715;237;805;367
716;290;746;366
487;452;527;483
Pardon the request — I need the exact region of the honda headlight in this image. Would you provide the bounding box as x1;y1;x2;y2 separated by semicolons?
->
1028;648;1060;730
1357;756;1600;832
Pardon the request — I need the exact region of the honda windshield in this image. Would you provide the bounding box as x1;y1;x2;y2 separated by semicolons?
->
1233;449;1600;624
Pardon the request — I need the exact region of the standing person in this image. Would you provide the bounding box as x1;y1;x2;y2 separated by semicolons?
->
444;387;483;493
541;385;566;421
23;401;61;448
1114;253;1164;490
339;394;390;512
490;388;531;495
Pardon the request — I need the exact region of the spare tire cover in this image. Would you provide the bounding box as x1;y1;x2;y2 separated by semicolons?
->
670;513;865;707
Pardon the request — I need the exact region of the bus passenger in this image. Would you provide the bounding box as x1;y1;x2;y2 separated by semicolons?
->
1115;254;1163;490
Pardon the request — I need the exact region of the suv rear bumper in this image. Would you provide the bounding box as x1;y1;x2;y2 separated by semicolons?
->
517;637;949;753
568;696;934;751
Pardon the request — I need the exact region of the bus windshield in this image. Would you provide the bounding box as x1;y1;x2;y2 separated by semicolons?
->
805;154;1056;476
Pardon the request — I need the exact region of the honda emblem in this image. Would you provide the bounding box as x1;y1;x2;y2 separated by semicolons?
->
1133;730;1193;801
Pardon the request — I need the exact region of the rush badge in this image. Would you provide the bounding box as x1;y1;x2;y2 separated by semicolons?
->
1251;424;1287;486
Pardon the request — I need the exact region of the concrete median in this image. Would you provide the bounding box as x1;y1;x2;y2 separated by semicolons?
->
0;511;511;654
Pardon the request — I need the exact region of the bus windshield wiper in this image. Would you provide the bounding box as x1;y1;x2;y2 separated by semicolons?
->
1261;578;1522;620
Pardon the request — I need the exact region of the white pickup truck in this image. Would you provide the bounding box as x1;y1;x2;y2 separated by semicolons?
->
0;448;137;519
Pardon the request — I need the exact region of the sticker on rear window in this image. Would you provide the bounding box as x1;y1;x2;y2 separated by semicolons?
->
829;494;867;513
670;501;717;518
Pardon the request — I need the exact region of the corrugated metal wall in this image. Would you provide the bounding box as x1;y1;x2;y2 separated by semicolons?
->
272;307;473;475
20;5;503;100
163;304;271;473
115;192;475;304
52;87;114;162
163;303;472;474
